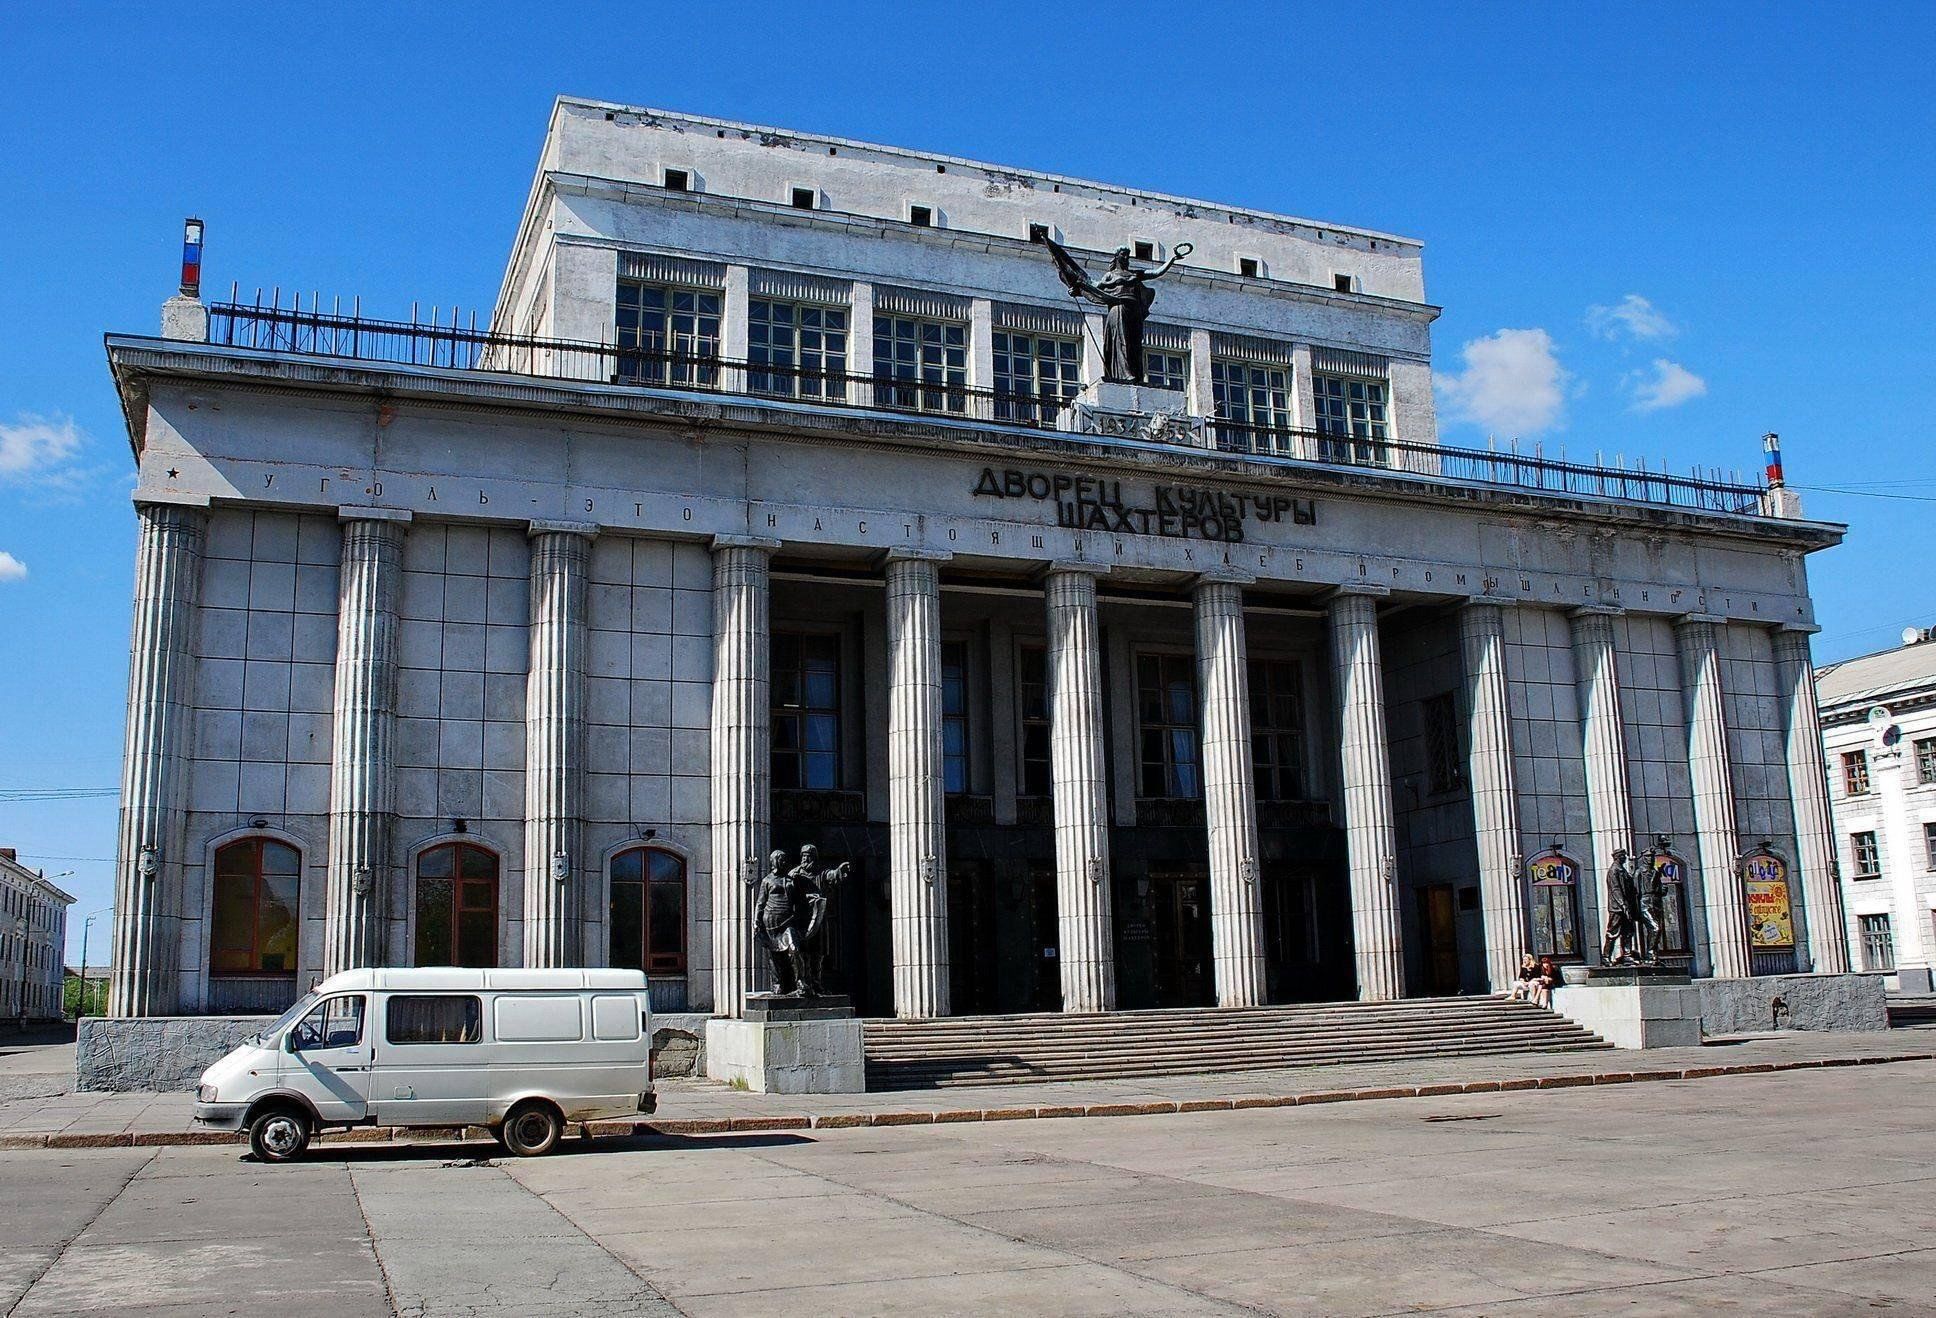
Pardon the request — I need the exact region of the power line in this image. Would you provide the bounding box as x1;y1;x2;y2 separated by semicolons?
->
0;788;120;803
1796;484;1936;505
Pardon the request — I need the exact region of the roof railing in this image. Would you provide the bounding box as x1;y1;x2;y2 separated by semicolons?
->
204;298;1767;517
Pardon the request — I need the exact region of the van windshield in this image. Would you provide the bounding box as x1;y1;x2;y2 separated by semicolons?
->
247;992;318;1046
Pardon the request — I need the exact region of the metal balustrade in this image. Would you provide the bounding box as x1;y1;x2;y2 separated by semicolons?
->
204;300;1767;516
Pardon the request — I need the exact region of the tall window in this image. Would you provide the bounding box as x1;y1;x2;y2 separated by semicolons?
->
1312;373;1391;467
415;842;499;968
941;640;970;794
874;315;966;414
1210;358;1290;453
1137;653;1201;799
210;838;300;977
1850;830;1881;878
772;632;840;790
1843;749;1871;796
1144;350;1187;393
610;847;687;975
1423;691;1466;795
748;299;848;400
1859;913;1895;972
1924;820;1936;869
1018;645;1051;799
1248;658;1308;802
616;281;720;387
1916;737;1936;786
1527;849;1583;959
992;331;1080;426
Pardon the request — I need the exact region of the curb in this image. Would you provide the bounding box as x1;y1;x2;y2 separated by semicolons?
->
5;1050;1929;1152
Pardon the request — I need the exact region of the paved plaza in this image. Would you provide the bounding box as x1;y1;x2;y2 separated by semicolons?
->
3;1058;1933;1316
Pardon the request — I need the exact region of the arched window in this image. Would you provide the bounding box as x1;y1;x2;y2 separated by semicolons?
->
211;838;301;976
1651;848;1692;955
610;847;687;974
1526;847;1583;960
415;842;499;968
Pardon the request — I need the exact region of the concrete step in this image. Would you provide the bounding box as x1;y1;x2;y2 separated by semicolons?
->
861;997;1614;1089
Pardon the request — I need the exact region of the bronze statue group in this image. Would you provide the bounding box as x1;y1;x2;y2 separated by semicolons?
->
1603;837;1675;966
748;844;850;998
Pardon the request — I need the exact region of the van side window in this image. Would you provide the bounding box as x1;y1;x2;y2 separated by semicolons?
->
292;995;365;1051
386;995;482;1044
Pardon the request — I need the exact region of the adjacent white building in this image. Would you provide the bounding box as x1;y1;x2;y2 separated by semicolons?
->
1820;630;1936;992
99;99;1853;1027
1;848;74;1025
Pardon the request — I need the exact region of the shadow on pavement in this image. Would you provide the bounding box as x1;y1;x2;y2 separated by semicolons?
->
279;1129;814;1166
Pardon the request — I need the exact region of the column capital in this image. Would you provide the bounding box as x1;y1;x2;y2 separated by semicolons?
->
711;534;781;553
1324;582;1391;602
1044;559;1110;579
528;519;599;539
1464;594;1518;611
885;547;952;564
1676;611;1729;628
1192;567;1255;588
1568;603;1624;619
336;506;412;526
1775;620;1823;636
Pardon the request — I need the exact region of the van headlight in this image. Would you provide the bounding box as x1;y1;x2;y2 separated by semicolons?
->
196;1083;217;1103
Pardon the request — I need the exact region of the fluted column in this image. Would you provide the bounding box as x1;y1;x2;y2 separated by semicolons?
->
709;536;778;1016
1045;565;1115;1013
323;510;408;975
1571;607;1637;897
1677;616;1750;978
1461;600;1528;991
1772;625;1850;974
886;550;949;1018
110;503;207;1017
1329;586;1405;1000
1194;574;1268;1006
523;522;596;968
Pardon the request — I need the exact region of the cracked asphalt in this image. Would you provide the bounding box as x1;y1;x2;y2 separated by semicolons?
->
4;1061;1934;1316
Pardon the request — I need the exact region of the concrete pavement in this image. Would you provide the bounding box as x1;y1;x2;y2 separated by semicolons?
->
3;1060;1933;1315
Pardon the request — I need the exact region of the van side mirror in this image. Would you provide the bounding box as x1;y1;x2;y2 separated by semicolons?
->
284;1031;301;1054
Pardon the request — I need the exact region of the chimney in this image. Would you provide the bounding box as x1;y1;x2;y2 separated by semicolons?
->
161;217;209;342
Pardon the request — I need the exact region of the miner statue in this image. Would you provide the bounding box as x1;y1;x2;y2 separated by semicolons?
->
749;844;850;997
1633;837;1669;965
1601;848;1642;965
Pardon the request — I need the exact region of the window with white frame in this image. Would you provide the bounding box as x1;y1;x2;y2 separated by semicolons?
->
1851;830;1881;878
1312;373;1391;466
874;315;967;414
1210;357;1291;452
1144;350;1187;393
1843;749;1871;796
1859;913;1894;971
993;330;1080;426
616;281;720;387
748;299;848;401
1916;737;1936;786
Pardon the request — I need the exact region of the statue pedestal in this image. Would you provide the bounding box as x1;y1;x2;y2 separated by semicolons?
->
706;995;865;1093
1552;967;1702;1050
1062;380;1202;446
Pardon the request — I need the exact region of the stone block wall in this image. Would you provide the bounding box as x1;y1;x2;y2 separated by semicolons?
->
392;522;532;963
77;1015;275;1092
1503;606;1596;930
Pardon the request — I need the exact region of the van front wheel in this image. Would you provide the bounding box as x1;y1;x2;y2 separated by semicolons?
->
499;1101;563;1157
248;1107;311;1163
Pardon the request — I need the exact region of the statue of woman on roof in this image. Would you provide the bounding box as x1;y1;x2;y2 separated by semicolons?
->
1034;234;1192;386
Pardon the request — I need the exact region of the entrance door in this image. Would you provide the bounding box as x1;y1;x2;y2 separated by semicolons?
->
1152;868;1214;1008
1417;884;1461;996
1031;866;1061;1012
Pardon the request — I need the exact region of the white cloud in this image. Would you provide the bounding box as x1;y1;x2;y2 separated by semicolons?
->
1434;328;1570;436
1629;358;1708;411
0;551;26;582
0;414;87;487
1586;294;1676;342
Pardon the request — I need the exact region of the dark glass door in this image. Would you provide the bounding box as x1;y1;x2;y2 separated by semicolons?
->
1152;868;1213;1008
1417;883;1461;996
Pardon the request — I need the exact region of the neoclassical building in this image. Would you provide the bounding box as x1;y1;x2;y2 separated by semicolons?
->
105;99;1848;1022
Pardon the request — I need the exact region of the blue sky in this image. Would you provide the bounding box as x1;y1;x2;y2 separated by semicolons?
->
3;3;1932;957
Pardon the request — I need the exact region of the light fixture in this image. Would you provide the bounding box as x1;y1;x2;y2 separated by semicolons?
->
450;818;468;835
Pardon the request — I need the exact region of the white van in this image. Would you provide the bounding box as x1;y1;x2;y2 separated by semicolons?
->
192;967;657;1162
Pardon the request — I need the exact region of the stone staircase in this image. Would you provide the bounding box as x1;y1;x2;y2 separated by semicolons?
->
863;995;1613;1089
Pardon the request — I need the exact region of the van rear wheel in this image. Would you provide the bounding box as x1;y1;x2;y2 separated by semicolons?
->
499;1101;563;1157
248;1106;311;1163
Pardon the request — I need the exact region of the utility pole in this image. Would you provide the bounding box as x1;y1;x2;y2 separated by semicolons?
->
78;907;111;1019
